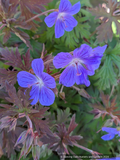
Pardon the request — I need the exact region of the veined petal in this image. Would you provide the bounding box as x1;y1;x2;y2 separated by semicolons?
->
59;66;76;87
79;63;95;76
53;52;73;69
85;57;104;75
59;0;72;12
76;65;90;87
39;86;55;106
88;61;101;72
83;56;103;74
102;127;118;134
32;59;44;77
91;45;107;57
55;19;64;38
41;72;56;88
63;14;78;31
83;56;100;66
68;2;81;15
17;71;37;88
101;133;115;141
44;12;58;27
73;44;92;58
88;45;107;70
30;85;40;105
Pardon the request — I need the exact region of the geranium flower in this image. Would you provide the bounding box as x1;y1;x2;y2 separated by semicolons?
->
53;44;107;87
98;158;120;160
101;127;120;141
17;58;56;106
44;0;81;38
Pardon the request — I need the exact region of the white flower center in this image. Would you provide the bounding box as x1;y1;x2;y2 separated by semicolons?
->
37;77;44;88
69;58;84;76
69;58;83;67
57;12;66;20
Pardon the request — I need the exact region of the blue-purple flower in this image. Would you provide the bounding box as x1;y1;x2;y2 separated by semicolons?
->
44;0;81;38
53;44;107;87
17;58;56;106
101;127;120;141
98;158;120;160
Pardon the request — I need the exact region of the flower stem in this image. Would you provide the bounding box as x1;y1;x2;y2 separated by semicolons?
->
26;9;55;23
72;86;80;92
60;85;64;93
73;143;101;158
109;85;115;100
41;43;45;59
73;143;93;154
26;115;33;129
44;58;53;65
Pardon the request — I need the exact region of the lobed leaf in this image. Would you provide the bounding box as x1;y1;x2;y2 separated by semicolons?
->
92;43;120;90
1;47;32;71
10;0;52;29
88;0;120;43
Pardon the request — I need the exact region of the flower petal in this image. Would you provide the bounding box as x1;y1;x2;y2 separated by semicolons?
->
59;66;76;87
83;56;100;66
68;2;81;15
41;72;56;88
84;64;95;76
17;71;37;88
102;127;118;134
101;133;115;141
30;85;40;105
91;45;107;57
75;65;90;87
89;45;107;70
39;86;55;106
63;14;78;31
53;52;73;69
44;12;58;27
55;19;64;38
59;0;72;12
73;44;92;58
32;58;44;77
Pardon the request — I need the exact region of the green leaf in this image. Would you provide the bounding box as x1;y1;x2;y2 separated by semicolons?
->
80;0;92;7
56;108;71;124
92;44;120;90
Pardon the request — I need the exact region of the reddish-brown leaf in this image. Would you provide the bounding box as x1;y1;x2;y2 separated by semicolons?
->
10;0;52;29
2;28;11;43
88;0;120;42
91;103;105;111
0;68;18;87
13;28;32;48
68;114;78;134
110;96;117;108
100;92;109;108
30;107;53;136
1;47;32;71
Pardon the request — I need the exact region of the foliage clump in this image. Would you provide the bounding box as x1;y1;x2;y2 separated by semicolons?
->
0;0;120;160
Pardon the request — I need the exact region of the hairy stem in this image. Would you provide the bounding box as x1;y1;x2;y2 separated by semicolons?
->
73;143;101;158
109;85;115;100
26;115;33;129
44;58;53;65
60;85;64;93
72;85;80;92
26;9;55;23
41;43;45;59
